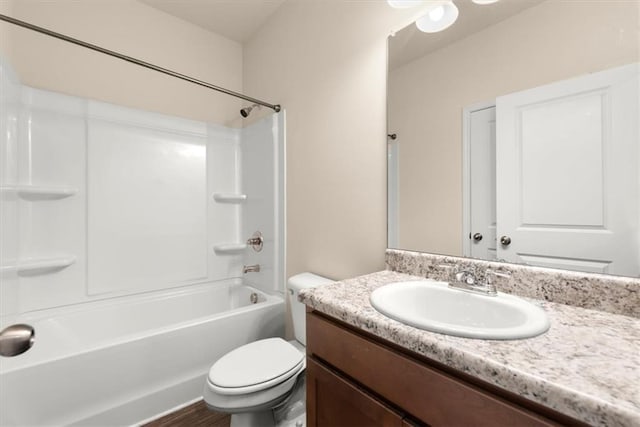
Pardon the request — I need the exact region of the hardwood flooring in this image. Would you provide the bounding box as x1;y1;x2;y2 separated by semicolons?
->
143;400;230;427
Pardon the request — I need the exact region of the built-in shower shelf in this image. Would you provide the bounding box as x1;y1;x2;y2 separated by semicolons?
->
213;243;247;254
213;193;247;203
0;256;77;276
1;185;78;200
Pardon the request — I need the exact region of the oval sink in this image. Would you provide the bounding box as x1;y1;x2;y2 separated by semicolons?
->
370;280;550;340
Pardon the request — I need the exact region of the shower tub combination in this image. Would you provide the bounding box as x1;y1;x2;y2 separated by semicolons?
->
0;42;286;425
0;282;284;426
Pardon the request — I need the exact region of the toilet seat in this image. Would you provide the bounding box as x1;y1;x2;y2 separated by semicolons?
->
205;370;302;412
208;360;305;395
208;338;305;395
204;338;306;413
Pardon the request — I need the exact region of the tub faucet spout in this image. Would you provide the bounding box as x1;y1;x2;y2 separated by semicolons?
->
243;264;260;274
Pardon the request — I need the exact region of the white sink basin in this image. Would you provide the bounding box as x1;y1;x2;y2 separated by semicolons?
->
370;280;550;340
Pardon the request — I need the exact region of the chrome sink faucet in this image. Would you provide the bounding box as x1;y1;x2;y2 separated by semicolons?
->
448;268;510;297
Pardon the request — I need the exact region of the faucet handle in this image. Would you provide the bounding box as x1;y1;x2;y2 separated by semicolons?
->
455;270;476;285
485;268;510;284
246;231;263;252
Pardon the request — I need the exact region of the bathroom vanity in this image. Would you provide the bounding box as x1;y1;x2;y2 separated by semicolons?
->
305;311;579;426
300;254;640;427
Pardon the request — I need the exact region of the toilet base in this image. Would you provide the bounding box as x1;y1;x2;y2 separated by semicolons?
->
274;374;306;426
276;412;305;427
230;410;275;427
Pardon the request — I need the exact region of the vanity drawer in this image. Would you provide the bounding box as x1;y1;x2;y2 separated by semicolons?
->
306;311;565;427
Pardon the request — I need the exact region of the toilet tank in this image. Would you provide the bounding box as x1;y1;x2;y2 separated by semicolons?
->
288;272;333;346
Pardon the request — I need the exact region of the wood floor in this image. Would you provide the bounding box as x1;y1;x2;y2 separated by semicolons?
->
143;400;230;427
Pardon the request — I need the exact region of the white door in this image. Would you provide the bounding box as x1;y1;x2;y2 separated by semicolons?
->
496;64;639;276
467;106;497;260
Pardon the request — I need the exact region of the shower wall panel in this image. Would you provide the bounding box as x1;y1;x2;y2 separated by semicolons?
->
14;87;87;312
87;105;208;295
1;70;247;315
0;57;20;316
241;113;285;293
208;124;243;279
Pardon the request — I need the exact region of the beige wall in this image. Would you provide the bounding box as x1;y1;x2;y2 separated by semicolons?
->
0;1;13;60
0;0;243;125
244;1;417;281
389;0;639;256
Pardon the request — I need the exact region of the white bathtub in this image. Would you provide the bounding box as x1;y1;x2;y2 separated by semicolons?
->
0;281;284;426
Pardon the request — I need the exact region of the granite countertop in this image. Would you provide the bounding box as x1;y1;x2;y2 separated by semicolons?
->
299;270;640;427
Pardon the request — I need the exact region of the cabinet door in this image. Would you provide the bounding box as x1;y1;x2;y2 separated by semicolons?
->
306;357;404;427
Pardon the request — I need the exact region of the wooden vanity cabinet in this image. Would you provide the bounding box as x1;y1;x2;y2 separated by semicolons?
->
305;311;585;427
306;358;406;426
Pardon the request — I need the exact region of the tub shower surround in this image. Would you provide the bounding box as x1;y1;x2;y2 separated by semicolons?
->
299;254;640;426
0;57;286;426
386;249;640;318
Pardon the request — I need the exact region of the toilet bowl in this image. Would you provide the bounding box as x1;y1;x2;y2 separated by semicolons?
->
203;273;333;427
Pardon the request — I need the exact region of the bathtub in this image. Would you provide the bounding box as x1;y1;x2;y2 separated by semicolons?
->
0;281;284;426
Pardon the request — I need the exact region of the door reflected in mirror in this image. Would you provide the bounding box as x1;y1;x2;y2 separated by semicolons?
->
387;0;639;277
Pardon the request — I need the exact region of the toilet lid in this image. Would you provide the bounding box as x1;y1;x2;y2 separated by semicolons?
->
208;338;304;390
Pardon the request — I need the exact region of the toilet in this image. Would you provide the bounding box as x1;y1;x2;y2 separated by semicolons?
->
203;272;333;427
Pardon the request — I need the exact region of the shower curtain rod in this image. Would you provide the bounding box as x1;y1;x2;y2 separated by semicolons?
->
0;14;282;113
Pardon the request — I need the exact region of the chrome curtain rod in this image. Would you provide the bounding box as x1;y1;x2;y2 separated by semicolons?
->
0;14;281;113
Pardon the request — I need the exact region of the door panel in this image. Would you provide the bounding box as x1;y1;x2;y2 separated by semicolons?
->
520;93;604;226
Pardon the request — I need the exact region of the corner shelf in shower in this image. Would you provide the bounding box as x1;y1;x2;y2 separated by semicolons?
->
213;243;247;254
213;193;247;203
0;256;77;276
0;185;78;200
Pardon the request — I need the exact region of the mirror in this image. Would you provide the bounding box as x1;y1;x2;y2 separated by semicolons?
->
387;0;639;278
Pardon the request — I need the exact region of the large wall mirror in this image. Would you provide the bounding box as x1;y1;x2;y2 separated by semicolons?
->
387;0;639;278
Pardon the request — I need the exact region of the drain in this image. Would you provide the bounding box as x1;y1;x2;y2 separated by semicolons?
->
0;324;35;357
250;292;259;304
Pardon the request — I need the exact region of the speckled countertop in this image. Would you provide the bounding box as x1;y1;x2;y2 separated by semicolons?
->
299;271;640;427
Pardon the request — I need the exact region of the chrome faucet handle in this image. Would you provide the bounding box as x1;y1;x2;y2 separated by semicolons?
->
246;231;263;252
455;270;476;285
485;268;510;285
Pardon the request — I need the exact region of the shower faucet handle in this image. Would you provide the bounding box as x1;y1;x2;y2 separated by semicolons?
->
246;231;264;252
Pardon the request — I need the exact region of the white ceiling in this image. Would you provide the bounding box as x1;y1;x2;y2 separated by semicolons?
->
389;0;545;70
140;0;287;43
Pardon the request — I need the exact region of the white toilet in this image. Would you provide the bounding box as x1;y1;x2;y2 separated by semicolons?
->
203;272;333;427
